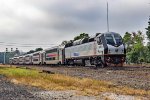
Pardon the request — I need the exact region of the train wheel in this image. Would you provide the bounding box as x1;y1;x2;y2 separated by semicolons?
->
95;58;105;68
69;60;74;66
57;62;61;66
100;63;105;68
65;60;69;66
82;59;85;66
99;60;106;68
106;63;112;67
90;58;94;65
85;60;91;66
96;62;105;68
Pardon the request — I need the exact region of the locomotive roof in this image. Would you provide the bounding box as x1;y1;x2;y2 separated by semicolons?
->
32;50;44;54
104;32;119;35
97;32;120;37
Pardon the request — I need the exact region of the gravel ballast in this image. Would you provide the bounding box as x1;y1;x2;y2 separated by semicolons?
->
27;65;150;90
0;65;149;100
0;75;103;100
0;75;43;100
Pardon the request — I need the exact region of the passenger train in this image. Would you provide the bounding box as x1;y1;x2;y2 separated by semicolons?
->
10;32;126;67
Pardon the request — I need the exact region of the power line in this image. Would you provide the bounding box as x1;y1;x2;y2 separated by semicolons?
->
0;44;54;47
0;41;58;47
0;42;58;49
0;44;57;47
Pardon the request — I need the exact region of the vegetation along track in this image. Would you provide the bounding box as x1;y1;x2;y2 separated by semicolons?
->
16;65;150;91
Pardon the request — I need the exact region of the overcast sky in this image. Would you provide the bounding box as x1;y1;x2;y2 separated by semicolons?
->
0;0;149;52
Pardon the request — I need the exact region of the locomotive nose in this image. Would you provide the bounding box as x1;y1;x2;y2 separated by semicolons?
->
115;49;118;52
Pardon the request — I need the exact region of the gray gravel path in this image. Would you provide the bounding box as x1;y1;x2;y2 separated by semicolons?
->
0;75;101;100
0;75;43;100
0;72;149;100
0;75;102;100
0;67;150;100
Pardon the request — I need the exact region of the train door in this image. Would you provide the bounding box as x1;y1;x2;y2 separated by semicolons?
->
96;36;104;55
30;56;33;64
41;53;44;64
58;48;63;64
62;49;65;64
42;52;45;64
38;53;41;65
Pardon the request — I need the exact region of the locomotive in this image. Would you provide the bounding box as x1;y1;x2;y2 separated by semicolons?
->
64;32;125;67
10;32;126;67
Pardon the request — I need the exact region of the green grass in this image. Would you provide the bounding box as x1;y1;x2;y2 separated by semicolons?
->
0;65;149;96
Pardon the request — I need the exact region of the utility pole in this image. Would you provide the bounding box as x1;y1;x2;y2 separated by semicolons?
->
4;48;8;64
107;1;110;32
3;52;5;64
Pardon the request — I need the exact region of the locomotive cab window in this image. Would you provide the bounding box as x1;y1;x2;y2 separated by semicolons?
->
97;37;102;45
105;34;115;46
114;34;123;46
82;37;89;44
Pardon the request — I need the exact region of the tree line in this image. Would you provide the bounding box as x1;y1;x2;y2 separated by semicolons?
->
26;48;43;54
123;17;150;63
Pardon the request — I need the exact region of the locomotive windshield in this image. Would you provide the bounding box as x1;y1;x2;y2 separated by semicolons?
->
114;34;123;46
105;33;123;46
105;34;115;46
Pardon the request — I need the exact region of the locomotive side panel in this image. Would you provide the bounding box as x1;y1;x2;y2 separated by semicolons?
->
65;41;96;59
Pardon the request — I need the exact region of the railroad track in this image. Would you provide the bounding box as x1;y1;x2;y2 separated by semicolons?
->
17;64;150;71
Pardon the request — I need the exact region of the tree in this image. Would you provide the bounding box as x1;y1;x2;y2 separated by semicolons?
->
35;48;43;52
124;31;146;63
61;40;68;46
27;50;35;54
132;31;144;44
146;16;150;40
74;33;89;41
145;16;150;62
123;32;133;52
